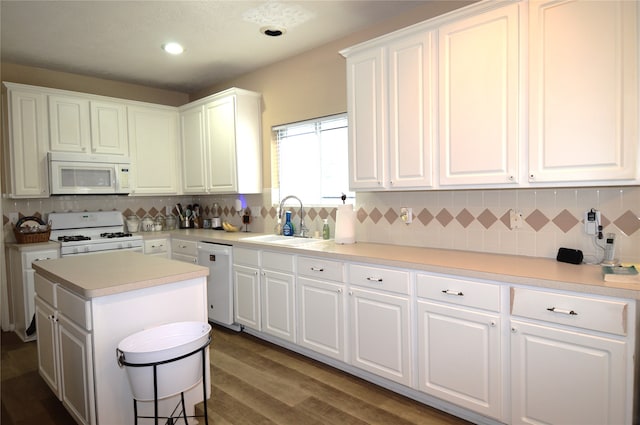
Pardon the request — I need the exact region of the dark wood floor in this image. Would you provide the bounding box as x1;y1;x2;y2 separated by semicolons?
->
2;325;471;425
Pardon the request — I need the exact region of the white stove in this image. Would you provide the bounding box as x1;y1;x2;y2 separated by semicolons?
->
49;211;143;256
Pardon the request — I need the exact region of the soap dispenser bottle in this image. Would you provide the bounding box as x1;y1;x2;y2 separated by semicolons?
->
322;219;330;240
282;210;294;236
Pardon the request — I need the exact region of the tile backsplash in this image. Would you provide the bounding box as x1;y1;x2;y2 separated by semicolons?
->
3;186;639;263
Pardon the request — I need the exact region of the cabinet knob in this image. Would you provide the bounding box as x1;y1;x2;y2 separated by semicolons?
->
490;321;496;327
511;327;517;333
508;175;514;181
337;288;343;293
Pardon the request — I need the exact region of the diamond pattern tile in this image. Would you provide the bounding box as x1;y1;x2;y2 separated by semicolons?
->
436;209;454;227
357;207;368;223
614;210;640;236
500;211;511;229
456;208;475;228
477;209;498;229
368;208;383;224
384;208;399;224
417;208;434;225
552;209;579;233
525;209;549;231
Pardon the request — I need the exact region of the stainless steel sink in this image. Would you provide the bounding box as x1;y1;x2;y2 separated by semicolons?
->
242;234;322;246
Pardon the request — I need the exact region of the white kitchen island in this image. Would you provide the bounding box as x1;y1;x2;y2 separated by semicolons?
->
32;251;210;425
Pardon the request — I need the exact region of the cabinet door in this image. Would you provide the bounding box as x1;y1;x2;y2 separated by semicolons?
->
89;100;128;155
58;315;95;425
298;276;345;361
127;105;179;195
180;105;208;193
348;287;411;385
5;87;50;197
528;0;638;182
35;297;60;398
233;265;261;331
388;31;435;189
439;3;520;186
206;96;238;193
511;320;627;425
346;47;386;189
261;269;295;342
417;300;502;420
48;94;91;153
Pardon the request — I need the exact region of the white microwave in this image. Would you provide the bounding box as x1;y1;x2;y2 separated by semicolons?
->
48;152;131;195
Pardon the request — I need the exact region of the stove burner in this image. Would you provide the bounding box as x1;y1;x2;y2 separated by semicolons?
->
58;235;91;242
100;232;133;239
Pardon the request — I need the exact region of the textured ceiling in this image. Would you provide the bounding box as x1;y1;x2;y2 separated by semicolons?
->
1;0;440;93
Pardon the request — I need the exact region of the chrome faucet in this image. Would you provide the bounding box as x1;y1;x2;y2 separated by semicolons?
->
278;195;308;237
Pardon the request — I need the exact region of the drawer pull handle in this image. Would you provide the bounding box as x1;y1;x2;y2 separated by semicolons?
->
547;307;578;316
310;267;324;272
442;289;464;296
366;277;383;282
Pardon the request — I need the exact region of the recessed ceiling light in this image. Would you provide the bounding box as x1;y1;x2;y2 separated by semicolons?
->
162;42;184;55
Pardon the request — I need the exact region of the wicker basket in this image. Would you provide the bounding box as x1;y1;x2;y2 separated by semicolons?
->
13;227;51;244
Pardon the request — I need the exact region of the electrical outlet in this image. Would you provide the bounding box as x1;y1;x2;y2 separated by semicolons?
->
509;209;523;229
400;207;412;224
250;206;260;218
8;213;19;225
584;209;601;235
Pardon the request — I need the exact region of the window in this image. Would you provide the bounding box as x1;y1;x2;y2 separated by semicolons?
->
273;113;354;205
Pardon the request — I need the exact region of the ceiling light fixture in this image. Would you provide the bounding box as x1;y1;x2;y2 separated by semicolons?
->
260;26;286;37
162;42;184;55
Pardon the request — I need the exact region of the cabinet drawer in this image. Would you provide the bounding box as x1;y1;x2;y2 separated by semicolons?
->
144;238;168;254
24;250;59;270
298;256;344;282
511;287;629;336
348;264;410;295
35;273;57;307
56;286;91;331
233;247;260;267
417;274;500;312
172;253;197;264
262;251;294;273
171;239;197;256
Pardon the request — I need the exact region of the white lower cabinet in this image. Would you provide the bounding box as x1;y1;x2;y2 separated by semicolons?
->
297;256;346;361
347;263;411;386
35;274;95;425
35;296;60;397
416;273;503;420
58;312;94;425
143;237;169;258
233;247;261;331
233;247;296;341
170;238;197;264
510;287;634;425
261;251;296;343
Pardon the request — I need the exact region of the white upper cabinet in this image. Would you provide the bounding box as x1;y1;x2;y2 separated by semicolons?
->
180;88;262;194
528;0;638;183
3;83;50;198
127;104;180;195
345;47;387;189
388;31;435;189
180;104;207;193
48;94;128;156
89;100;128;155
343;30;435;190
439;2;521;186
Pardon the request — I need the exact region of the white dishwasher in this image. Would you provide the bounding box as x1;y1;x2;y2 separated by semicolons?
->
197;241;240;331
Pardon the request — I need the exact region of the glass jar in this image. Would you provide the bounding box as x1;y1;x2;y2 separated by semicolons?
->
165;215;176;230
126;215;140;233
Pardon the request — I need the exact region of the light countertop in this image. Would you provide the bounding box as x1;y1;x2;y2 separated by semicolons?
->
170;229;640;300
32;251;208;298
